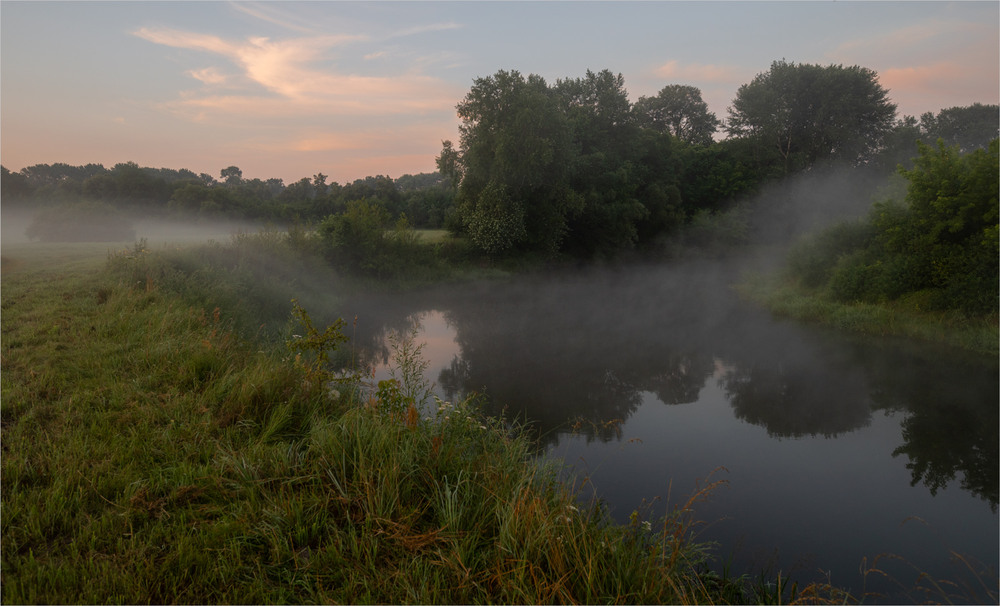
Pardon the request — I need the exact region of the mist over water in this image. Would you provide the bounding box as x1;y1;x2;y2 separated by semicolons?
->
335;165;997;603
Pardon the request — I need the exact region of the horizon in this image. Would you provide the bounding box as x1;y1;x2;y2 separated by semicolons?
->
2;1;997;185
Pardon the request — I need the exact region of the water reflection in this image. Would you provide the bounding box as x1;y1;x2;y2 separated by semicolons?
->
335;263;998;509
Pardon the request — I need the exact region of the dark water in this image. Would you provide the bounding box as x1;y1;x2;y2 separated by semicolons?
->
339;261;998;603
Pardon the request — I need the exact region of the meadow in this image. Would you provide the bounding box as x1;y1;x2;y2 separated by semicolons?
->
1;237;839;604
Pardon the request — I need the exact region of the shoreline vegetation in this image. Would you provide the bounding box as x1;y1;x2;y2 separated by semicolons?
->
736;273;999;358
1;241;846;605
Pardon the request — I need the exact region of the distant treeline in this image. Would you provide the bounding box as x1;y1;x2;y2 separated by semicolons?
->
1;163;454;229
2;60;997;259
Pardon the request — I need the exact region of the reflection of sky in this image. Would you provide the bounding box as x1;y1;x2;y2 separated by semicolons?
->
371;310;459;401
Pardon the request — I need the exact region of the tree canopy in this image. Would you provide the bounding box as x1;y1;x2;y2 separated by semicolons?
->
634;84;720;145
726;60;897;173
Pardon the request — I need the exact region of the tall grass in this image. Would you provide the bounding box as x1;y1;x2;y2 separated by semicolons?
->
3;239;801;604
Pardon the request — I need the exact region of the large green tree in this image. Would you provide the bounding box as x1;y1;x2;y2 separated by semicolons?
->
634;84;720;145
726;60;897;174
554;69;651;256
455;70;576;255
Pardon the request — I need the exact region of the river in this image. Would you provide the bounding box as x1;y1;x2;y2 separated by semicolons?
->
337;260;998;603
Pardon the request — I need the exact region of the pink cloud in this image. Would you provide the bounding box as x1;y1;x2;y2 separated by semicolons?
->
134;26;461;119
654;60;742;84
187;67;229;86
881;60;999;115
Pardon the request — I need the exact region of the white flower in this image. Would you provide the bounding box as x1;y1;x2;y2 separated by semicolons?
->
642;521;652;532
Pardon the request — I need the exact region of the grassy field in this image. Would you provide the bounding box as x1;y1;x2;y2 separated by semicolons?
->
1;239;827;604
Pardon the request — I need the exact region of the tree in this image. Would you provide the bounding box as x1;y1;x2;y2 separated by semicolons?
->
312;173;328;197
1;165;34;200
919;103;999;153
456;69;575;254
319;198;394;276
463;180;526;257
436;140;461;190
634;84;720;145
554;69;648;256
726;60;897;173
221;165;243;186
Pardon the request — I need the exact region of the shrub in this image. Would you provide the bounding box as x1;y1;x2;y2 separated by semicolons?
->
787;220;873;288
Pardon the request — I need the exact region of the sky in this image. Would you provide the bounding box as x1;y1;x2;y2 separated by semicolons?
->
2;1;997;185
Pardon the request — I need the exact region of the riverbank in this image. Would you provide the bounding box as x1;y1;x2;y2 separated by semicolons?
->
1;242;837;604
737;273;999;358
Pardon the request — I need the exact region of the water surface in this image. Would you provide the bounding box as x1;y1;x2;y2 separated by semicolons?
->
340;262;998;603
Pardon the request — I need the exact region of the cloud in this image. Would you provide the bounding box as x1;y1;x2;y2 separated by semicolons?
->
228;1;319;34
654;60;742;84
879;60;999;115
187;67;229;85
134;26;459;117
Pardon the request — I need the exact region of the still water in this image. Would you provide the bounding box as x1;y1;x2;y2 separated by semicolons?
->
339;261;998;603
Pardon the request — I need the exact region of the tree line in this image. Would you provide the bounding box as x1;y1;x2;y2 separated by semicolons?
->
3;60;997;260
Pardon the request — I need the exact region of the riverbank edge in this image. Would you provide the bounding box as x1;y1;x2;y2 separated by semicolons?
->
736;272;999;358
1;246;841;604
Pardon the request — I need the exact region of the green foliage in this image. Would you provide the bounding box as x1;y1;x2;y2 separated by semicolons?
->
919;103;1000;153
788;220;875;288
785;139;999;316
454;68;698;259
287;299;348;388
456;69;575;255
318;200;449;282
634;84;720;145
462;180;527;257
726;60;897;173
320;198;393;275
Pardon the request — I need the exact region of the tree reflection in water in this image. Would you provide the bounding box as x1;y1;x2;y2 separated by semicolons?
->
337;263;998;507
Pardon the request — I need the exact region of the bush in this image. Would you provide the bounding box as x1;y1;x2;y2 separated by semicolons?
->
319;200;439;280
787;220;874;288
784;139;998;316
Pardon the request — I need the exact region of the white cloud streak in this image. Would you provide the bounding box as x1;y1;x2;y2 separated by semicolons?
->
133;26;460;117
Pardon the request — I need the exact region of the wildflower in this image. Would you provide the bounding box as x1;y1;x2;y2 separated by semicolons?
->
479;425;487;430
566;504;579;513
642;521;652;532
292;334;302;339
